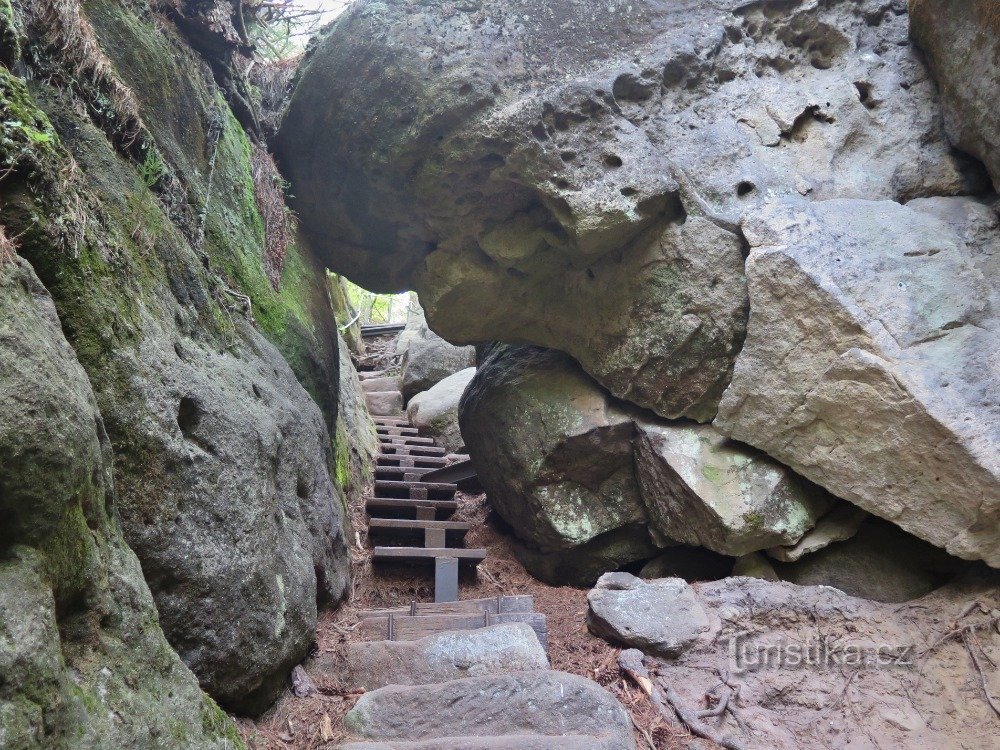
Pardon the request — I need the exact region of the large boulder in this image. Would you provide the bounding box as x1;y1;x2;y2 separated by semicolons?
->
407;367;477;453
278;0;984;421
634;420;834;555
2;0;352;714
399;303;476;401
0;256;238;748
909;0;1000;189
459;345;649;559
715;197;999;566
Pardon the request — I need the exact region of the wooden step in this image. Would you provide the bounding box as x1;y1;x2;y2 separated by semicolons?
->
359;611;548;649
358;595;534;619
373;416;409;426
368;518;471;543
374;479;458;500
380;445;447;457
379;435;436;446
366;497;458;519
377;455;449;468
372;547;487;565
375;465;437;479
420;458;482;492
377;425;419;436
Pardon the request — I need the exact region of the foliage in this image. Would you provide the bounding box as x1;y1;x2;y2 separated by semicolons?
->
342;277;409;324
243;0;350;60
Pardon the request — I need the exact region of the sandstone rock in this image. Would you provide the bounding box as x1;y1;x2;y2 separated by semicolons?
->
587;573;710;656
334;623;548;691
909;0;1000;189
2;3;352;714
400;306;476;401
716;197;999;566
513;524;660;587
649;571;1000;749
731;553;780;581
407;367;476;453
338;332;380;505
362;375;402;393
0;257;236;747
459;345;648;557
772;517;966;602
342;671;636;750
767;503;869;562
634;420;834;555
279;0;983;420
366;390;404;417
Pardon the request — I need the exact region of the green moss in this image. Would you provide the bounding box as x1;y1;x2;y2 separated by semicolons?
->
334;419;352;489
200;694;246;749
0;0;21;68
701;464;725;485
0;67;61;173
137;147;165;188
38;503;96;609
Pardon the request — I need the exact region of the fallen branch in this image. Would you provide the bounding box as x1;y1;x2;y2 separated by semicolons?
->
619;649;748;750
964;632;1000;719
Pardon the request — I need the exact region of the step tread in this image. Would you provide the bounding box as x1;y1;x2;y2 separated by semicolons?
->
373;546;487;562
358;595;534;619
369;518;472;532
358;611;548;649
375;479;458;492
377;455;448;467
380;446;448;457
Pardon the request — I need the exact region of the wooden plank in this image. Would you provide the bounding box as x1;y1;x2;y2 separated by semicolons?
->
374;479;458;499
372;546;486;565
358;611;548;649
357;595;534;620
377;425;419;435
368;519;469;544
375;465;437;479
366;498;458;519
419;459;483;493
380;445;448;457
379;436;436;446
425;527;447;547
377;455;449;467
373;417;409;426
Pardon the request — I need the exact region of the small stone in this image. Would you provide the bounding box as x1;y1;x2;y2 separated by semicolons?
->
587;573;710;656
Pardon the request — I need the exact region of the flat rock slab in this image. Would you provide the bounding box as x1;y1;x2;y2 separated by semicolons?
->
339;735;622;749
335;623;548;691
366;390;404;416
342;670;635;749
362;376;402;393
587;572;709;657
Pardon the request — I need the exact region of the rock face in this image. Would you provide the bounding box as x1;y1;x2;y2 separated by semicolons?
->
335;623;549;691
767;503;869;562
407;367;476;453
587;573;710;656
0;257;238;747
2;0;353;717
647;572;1000;749
278;0;984;421
909;0;1000;189
399;304;476;402
459;345;648;557
772;517;966;603
716;197;999;566
634;420;834;554
342;671;636;750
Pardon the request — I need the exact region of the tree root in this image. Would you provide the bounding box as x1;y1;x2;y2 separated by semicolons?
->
619;649;748;750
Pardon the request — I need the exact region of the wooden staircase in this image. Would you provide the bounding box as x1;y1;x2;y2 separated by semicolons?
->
359;373;547;650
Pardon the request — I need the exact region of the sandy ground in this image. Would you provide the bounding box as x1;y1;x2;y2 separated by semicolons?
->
237;490;707;750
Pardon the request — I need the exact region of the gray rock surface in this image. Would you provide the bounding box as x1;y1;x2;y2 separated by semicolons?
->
909;0;1000;189
587;573;710;656
367;390;404;417
342;671;636;750
407;367;476;453
634;420;834;555
459;345;649;559
716;197;999;566
400;306;477;402
338;332;380;505
767;503;869;562
731;552;780;581
772;517;966;602
650;571;1000;749
0;257;237;747
278;0;983;421
333;624;548;691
